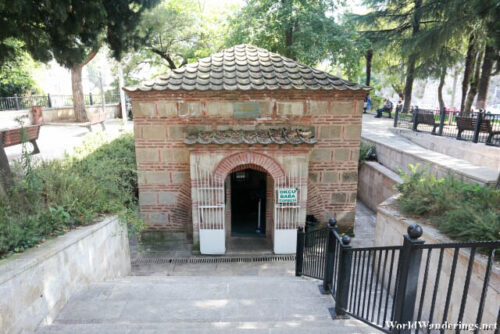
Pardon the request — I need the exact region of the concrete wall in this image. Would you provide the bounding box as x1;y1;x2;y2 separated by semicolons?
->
376;196;499;327
0;216;130;334
362;137;498;187
391;128;500;171
0;104;119;127
358;161;402;212
129;89;367;234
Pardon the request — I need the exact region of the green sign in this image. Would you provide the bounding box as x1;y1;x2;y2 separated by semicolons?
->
234;101;259;119
278;188;298;203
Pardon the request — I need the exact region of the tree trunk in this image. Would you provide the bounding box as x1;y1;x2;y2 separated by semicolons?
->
0;147;11;196
365;49;373;86
402;54;417;113
464;51;484;115
460;34;477;114
71;65;87;122
476;45;495;110
450;68;458;108
71;49;98;122
437;67;446;112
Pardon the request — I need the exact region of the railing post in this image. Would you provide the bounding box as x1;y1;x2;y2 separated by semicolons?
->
14;94;20;110
472;110;483;143
334;235;352;318
391;224;424;334
322;218;338;293
438;107;446;136
89;92;93;105
295;225;305;276
393;106;399;128
47;94;52;108
412;107;418;131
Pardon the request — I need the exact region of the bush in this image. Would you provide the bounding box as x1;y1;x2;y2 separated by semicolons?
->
396;164;500;242
359;142;377;167
0;132;142;257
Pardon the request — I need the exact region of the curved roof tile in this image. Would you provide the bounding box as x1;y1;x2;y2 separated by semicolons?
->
125;44;371;92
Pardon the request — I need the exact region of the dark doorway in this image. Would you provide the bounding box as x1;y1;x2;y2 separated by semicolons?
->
231;169;266;236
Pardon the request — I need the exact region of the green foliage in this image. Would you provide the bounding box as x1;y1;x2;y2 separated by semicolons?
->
0;133;143;257
396;164;500;242
0;0;160;67
358;143;377;167
226;0;357;69
0;40;40;97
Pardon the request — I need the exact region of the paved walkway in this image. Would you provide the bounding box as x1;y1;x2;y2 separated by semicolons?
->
36;276;379;334
361;114;499;185
4;119;133;162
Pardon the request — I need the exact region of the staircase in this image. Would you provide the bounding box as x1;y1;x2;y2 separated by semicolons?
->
36;275;376;333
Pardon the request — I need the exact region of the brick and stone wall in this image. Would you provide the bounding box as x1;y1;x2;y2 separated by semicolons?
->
127;89;366;237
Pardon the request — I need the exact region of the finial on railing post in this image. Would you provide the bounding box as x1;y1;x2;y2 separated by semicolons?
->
341;235;351;245
407;224;423;240
322;218;338;294
328;217;337;230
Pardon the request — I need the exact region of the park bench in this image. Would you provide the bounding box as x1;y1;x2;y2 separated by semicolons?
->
414;111;439;134
0;124;41;155
456;116;500;144
79;113;106;132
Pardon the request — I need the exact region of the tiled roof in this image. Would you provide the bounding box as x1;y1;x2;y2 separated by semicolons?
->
184;128;317;145
126;44;370;92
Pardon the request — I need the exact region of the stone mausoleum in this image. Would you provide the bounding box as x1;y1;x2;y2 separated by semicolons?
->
125;45;369;254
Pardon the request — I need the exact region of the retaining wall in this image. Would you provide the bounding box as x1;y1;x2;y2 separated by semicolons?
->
357;161;402;212
0;216;130;334
376;196;499;328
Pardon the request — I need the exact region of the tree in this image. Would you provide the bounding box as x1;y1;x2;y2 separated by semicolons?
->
0;41;40;97
226;0;341;66
0;0;159;121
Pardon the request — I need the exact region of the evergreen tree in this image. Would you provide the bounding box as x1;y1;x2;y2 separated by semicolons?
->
0;0;159;121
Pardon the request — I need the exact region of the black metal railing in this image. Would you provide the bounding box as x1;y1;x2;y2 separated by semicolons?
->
296;219;500;333
0;93;122;111
394;107;500;146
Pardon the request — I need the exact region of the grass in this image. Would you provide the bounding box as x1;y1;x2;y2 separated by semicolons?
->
0;132;142;257
395;164;500;243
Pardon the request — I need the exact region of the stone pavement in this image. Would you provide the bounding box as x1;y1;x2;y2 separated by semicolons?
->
361;114;499;185
36;276;379;334
4;119;133;162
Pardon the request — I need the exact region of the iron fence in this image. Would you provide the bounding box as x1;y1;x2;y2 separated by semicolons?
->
394;107;500;146
0;93;122;111
296;219;500;334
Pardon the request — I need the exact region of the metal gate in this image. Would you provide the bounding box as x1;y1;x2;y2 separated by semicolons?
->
195;165;225;254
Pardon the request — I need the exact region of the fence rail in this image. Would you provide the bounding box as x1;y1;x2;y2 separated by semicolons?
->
296;219;500;334
394;107;500;146
0;93;122;111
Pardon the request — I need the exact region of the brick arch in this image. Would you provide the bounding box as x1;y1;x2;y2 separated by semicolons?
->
213;152;286;180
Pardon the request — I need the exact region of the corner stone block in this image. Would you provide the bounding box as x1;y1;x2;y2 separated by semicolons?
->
332;101;354;115
139;192;157;205
319;125;341;139
133;102;155;117
336;211;355;226
277;102;303;116
259;101;273;116
342;171;358;183
143;125;166;140
309;101;329;115
356;100;364;115
157;102;177;117
172;172;189;183
351;148;360;161
334;148;350;161
135;148;159;162
207;102;234;116
344;124;362;140
159;191;177;205
145;171;170;184
311;149;331;162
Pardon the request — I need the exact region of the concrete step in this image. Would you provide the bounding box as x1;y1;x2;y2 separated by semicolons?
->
37;320;376;334
37;276;377;334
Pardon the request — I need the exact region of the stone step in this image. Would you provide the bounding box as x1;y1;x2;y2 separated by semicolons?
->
38;320;376;334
